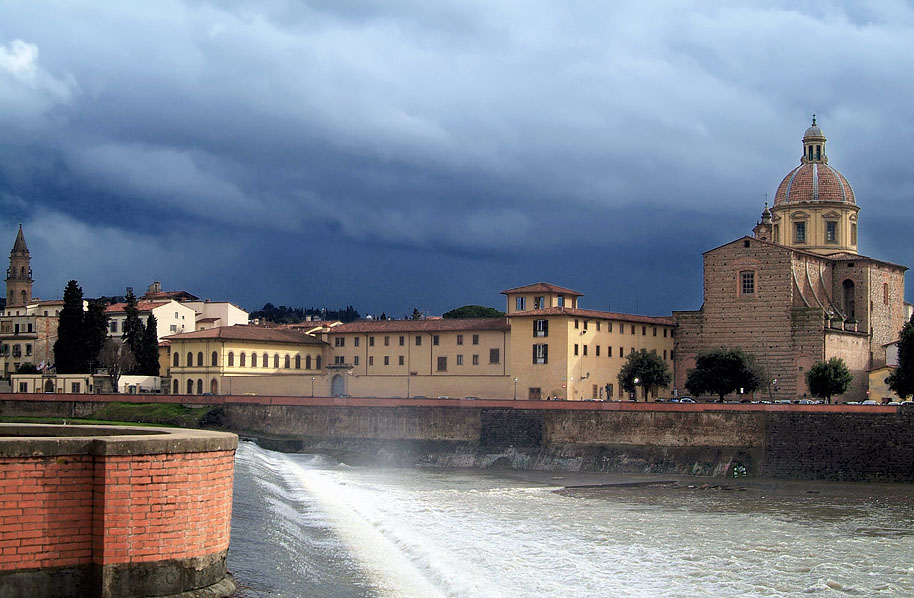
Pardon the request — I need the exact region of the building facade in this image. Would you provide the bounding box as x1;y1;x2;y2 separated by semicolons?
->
674;120;907;401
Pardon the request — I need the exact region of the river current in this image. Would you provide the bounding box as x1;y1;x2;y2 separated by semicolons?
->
228;441;914;597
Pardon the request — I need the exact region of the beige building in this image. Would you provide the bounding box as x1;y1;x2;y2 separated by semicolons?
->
164;325;327;396
106;299;197;341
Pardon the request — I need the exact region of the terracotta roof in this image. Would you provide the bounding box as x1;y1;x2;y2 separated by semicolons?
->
105;301;171;313
164;325;326;345
196;317;221;323
332;317;510;334
509;306;675;326
500;282;583;296
774;163;855;206
143;290;200;301
35;300;64;306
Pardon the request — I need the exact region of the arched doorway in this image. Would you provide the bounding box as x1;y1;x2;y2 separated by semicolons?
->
331;374;345;397
44;380;53;393
210;378;218;395
843;279;855;320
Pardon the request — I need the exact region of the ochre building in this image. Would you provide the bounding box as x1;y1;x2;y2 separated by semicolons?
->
674;119;907;401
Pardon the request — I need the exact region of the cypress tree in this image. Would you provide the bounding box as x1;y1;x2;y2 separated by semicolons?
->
142;313;160;376
83;301;110;372
53;280;85;374
122;289;144;373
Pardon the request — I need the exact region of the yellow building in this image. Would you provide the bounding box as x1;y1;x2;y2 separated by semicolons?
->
165;325;327;396
503;283;675;401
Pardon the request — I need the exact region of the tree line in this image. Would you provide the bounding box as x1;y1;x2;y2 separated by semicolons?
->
250;303;361;323
52;281;159;385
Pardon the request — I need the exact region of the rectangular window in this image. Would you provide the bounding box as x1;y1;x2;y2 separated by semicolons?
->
384;336;390;346
795;221;806;243
608;322;613;332
437;356;447;371
534;296;544;309
369;356;374;366
574;344;579;356
619;347;623;357
557;295;564;307
663;350;668;360
583;345;588;356
653;327;657;337
26;323;32;333
369;336;375;347
354;356;359;366
596;345;601;357
741;271;755;295
596;322;601;331
583;321;588;330
457;334;463;345
489;348;500;364
631;325;635;334
457;354;463;366
574;319;579;329
826;221;837;243
110;321;118;333
851;223;857;245
472;354;479;365
399;355;404;366
529;387;542;400
534;319;548;337
354;337;360;347
533;343;548;364
642;326;646;336
663;329;668;338
334;337;345;347
607;383;614;398
169;324;177;332
18;382;27;393
416;335;422;346
384;356;390;366
25;344;31;356
472;334;479;345
433;335;439;346
399;335;404;346
516;297;526;311
71;382;81;394
334;355;345;365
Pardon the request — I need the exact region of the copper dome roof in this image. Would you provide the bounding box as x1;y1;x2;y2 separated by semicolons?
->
773;162;855;206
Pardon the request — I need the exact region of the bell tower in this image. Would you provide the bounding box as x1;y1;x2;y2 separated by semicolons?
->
6;225;33;308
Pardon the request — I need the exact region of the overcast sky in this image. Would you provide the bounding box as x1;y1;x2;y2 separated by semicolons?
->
1;1;913;317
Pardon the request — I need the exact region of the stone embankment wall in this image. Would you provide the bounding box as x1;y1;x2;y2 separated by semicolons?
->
0;394;912;481
0;423;237;598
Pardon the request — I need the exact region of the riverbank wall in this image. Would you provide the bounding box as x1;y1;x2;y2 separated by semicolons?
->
1;394;912;482
0;423;237;598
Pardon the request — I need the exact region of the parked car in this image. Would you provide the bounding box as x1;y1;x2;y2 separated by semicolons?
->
464;396;479;400
861;400;879;405
437;395;450;400
678;397;696;404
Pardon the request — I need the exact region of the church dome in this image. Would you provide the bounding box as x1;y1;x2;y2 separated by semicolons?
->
773;116;856;206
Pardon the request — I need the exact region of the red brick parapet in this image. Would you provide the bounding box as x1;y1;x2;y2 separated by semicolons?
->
0;424;237;598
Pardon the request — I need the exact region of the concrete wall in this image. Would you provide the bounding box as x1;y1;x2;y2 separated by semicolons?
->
0;424;237;598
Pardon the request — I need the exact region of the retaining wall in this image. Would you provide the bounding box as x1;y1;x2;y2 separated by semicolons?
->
0;424;237;598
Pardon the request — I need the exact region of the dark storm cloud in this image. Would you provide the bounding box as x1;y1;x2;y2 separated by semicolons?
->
1;1;913;315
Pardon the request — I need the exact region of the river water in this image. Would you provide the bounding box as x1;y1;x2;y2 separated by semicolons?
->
228;441;914;597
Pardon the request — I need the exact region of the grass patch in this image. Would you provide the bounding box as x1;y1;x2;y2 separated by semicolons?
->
87;402;220;428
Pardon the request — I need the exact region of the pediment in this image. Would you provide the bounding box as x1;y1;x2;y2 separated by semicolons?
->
790;211;810;220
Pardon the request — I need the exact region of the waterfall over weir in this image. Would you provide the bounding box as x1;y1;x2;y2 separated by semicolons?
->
229;441;914;597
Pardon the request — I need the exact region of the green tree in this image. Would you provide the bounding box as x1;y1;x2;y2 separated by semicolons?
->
887;316;914;398
806;357;852;403
53;280;86;374
442;305;506;319
122;289;144;373
410;308;424;320
686;348;762;401
83;301;109;372
618;348;672;401
140;313;160;376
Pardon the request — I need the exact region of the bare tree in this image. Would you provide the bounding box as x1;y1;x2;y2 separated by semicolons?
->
97;339;135;393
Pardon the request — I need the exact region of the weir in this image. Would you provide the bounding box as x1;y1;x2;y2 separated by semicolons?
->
1;394;913;482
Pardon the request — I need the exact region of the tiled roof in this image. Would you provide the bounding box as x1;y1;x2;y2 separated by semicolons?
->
332;317;510;334
500;282;583;296
106;301;171;313
163;325;326;345
774;163;855;206
510;306;675;326
143;290;200;301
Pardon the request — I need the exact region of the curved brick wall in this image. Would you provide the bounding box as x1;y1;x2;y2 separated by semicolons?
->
0;424;237;598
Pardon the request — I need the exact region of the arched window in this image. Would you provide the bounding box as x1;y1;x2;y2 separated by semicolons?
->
197;379;203;394
197;352;204;367
228;352;234;367
187;352;193;366
306;355;312;369
173;379;179;394
295;355;301;369
263;353;268;368
187;379;194;394
316;356;322;370
273;354;280;368
240;352;246;367
173;352;179;367
211;351;218;366
843;280;856;320
252;353;258;367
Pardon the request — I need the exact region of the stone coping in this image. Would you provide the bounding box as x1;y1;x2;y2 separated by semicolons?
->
0;424;237;458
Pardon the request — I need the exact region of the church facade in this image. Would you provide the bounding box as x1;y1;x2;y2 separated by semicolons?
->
674;119;907;401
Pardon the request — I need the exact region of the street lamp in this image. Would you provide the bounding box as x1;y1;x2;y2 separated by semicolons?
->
407;373;411;399
311;376;315;397
514;378;518;400
633;377;640;401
